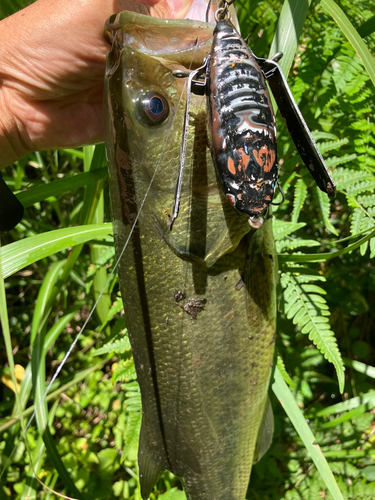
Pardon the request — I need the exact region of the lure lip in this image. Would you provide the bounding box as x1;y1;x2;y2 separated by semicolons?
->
249;215;264;228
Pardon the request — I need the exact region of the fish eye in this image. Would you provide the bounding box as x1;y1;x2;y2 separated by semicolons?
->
137;92;169;125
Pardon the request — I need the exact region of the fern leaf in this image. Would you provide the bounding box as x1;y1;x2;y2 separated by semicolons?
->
370;236;375;259
310;131;338;142
273;220;306;240
350;204;375;256
113;358;137;383
325;153;357;168
314;186;338;235
334;168;375;194
308;477;325;500
280;271;345;392
350;207;364;235
92;336;131;356
276;238;320;253
346;180;375;198
291;178;308;223
103;296;124;324
276;354;295;388
122;411;142;462
317;137;349;154
357;194;375;208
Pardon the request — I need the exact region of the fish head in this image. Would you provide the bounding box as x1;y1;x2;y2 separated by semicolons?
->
105;11;252;267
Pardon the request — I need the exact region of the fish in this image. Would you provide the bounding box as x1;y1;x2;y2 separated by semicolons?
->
104;9;277;500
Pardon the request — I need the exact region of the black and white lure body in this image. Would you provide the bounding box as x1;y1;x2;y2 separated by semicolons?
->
207;19;278;228
169;1;336;230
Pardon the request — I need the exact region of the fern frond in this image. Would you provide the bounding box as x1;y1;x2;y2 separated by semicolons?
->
92;336;131;356
317;137;349;154
273;220;306;241
308;477;324;500
314;186;338;235
370;237;375;259
357;194;375;208
346;180;375;198
122;410;142;462
276;238;320;253
334;168;375;193
280;271;345;392
291;178;308;223
325;153;357;168
104;296;124;324
277;354;295;388
113;358;137;383
310;131;339;142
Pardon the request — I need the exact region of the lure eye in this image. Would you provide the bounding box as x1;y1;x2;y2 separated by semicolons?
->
138;93;169;125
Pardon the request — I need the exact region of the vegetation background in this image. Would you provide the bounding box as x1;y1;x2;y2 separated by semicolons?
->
0;0;374;499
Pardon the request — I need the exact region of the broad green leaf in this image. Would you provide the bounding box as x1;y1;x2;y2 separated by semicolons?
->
272;367;344;500
317;390;375;416
279;227;375;263
16;168;108;208
343;358;375;379
320;404;367;429
269;0;312;77
0;223;113;278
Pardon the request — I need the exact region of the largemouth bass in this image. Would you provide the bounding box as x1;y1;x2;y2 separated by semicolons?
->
104;10;277;500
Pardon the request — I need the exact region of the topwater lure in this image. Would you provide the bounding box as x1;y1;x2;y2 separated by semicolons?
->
170;0;336;229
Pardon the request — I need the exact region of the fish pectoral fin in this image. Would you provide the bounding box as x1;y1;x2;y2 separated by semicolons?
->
138;424;166;500
253;397;274;463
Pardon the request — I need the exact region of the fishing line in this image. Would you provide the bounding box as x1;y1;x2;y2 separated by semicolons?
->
11;31;202;499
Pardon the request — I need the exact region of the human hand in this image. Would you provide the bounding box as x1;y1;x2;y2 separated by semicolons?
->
0;0;202;168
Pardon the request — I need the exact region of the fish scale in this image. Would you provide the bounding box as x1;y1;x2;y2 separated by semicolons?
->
104;11;276;500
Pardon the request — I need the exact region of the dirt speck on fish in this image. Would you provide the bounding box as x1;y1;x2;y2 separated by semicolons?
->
104;10;277;500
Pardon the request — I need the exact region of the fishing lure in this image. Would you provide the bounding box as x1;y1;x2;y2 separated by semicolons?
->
170;1;336;229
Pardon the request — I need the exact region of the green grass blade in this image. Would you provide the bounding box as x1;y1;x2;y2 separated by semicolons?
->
0;238;27;483
343;358;375;379
0;223;113;278
317;390;375;416
0;241;17;392
20;307;80;423
320;404;367;429
320;0;375;87
32;313;85;499
30;260;66;344
272;366;344;499
16;168;108;208
60;148;85;159
279;226;375;263
269;0;311;77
